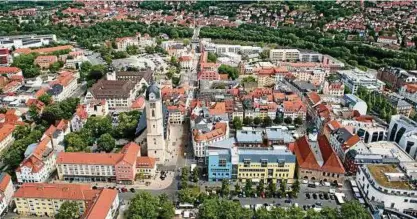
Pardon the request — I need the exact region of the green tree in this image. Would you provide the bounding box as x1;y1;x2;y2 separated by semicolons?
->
178;187;200;204
127;192;160;219
11;53;40;78
181;166;189;181
126;45;139;55
294;116;303;125
207;52;217;63
218;64;239;80
183;39;190;46
340;200;371;219
80;61;92;80
220;179;230;197
232;117;243;130
291;179;300;197
253;117;261;126
38;94;52;105
49;61;62;73
97;133;115;152
84;116;112;138
260;49;270;60
267;182;276;198
241;76;256;83
256;179;265;196
243;117;253;126
279;180;287;195
244;179;253;197
234;183;241;195
319;207;339;219
158;194;175;219
112;111;141;139
284;117;293;124
64;132;89;152
55;201;80;219
263;116;272;127
191;167;199;182
274;116;283;124
198;198;253;219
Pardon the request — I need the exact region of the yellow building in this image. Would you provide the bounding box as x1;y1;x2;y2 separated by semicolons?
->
237;147;296;183
13;183;118;218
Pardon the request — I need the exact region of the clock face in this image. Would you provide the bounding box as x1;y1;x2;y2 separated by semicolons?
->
149;93;155;100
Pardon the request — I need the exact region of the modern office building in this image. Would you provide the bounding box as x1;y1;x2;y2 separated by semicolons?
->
356;163;417;214
338;68;385;94
388;115;417;159
269;49;300;62
0;34;56;49
344;94;368;115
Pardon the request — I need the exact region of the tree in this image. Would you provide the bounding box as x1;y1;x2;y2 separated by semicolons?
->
291;179;300;197
112;111;141;139
181;166;189;181
263;116;272;127
244;179;253;197
49;61;62;73
84;116;112;138
241;76;256;83
274;116;283;124
207;52;217;63
279;180;287;195
234;183;241;195
340;200;371;219
97;133;115;152
253;117;261;126
178;187;200;203
256;179;265;196
232;117;243;130
38;94;52;105
260;49;270;60
284;117;293;124
64;132;89;152
127;192;160;219
319;207;339;219
126;45;139;55
198;198;253;219
158;194;175;219
55;201;80;219
267;182;276;198
183;39;190;46
243;117;253;126
80;61;92;80
11;53;40;78
294;116;303;125
220;179;230;197
191;167;199;182
218;64;239;80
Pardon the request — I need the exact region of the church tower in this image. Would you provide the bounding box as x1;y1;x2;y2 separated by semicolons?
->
145;84;166;164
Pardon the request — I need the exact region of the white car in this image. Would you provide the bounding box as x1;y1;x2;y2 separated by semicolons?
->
302;180;308;184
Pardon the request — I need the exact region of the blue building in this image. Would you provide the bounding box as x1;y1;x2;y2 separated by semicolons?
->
208;149;233;182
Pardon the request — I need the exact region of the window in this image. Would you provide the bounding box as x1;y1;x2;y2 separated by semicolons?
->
243;159;251;167
152;110;155;117
219;159;227;167
261;159;268;167
150;103;156;108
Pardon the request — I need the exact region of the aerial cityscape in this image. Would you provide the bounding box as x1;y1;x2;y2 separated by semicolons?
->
0;0;416;219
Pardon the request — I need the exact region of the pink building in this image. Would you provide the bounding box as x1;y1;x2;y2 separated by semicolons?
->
56;142;143;184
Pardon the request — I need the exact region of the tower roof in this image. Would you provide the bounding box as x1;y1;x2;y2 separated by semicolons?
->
145;83;161;100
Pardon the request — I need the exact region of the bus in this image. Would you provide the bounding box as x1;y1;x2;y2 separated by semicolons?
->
334;193;345;205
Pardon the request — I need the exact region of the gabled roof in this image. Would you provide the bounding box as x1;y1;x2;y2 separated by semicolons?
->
0;173;11;192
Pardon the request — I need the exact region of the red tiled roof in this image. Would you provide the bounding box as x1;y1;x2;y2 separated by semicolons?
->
307;92;321;105
0;67;21;74
0;124;14;142
0;173;11;193
84;189;118;219
131;97;145;109
136;157;156;168
14;183;95;200
294;135;345;174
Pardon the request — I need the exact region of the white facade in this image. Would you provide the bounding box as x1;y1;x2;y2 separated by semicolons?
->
0;34;56;49
146;85;166;164
269;49;300;62
338;69;384;94
0;126;15;153
116;38;139;51
399;84;417;104
388;115;417;159
52;77;78;101
16;153;56;183
323;81;344;96
356;165;417;213
57;163;116;180
344;94;368;115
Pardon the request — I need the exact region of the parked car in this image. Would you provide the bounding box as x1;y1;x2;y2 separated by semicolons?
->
312;193;318;199
306;193;311;199
308;184;316;188
121;188;128;193
284;199;292;204
130;188;135;193
315;202;322;206
324;193;329;200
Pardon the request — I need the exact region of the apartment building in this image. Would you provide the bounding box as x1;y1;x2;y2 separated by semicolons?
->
106;68;152;86
0;173;14;215
56;142;141;184
192;119;229;158
0;48;9;66
399;83;417;104
0;67;22;77
16;137;56;183
42;120;70;152
13;183;119;218
115;35;139;51
0;124;15;153
48;71;78;101
269;49;300;62
85;79;139;112
323;80;344;96
328;128;361;162
282;100;307;120
377;67;417;90
135;157;157;178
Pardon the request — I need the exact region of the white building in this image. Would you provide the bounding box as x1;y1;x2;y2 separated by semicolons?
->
269;49;300;62
338;69;385;94
42;120;70;152
356;163;417;214
145;84;166;164
0;173;14;215
191;116;229;158
115;35;139;51
85;80;139;112
0;124;15;154
0;34;56;49
179;56;193;69
16;137;57;183
48;72;78;101
344;94;368;115
215;44;262;55
399;83;417;104
388;115;417;159
323;80;344;96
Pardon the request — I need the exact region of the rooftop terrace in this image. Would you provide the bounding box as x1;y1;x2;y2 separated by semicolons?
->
368;164;412;190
